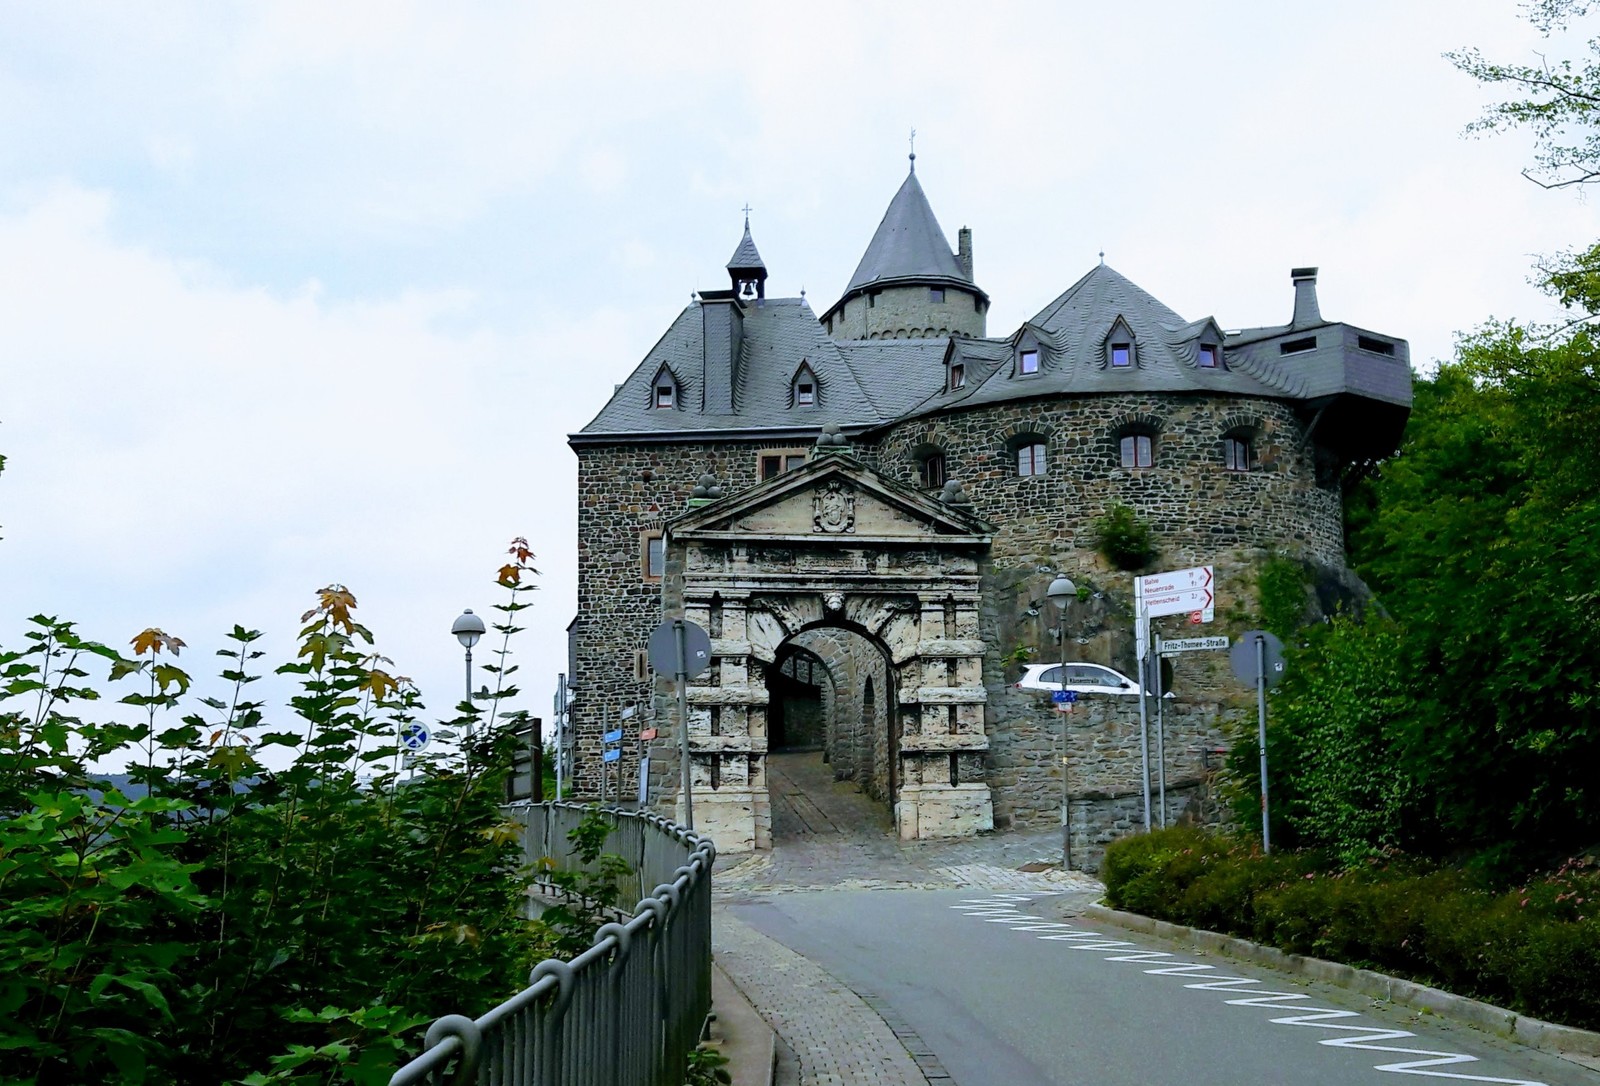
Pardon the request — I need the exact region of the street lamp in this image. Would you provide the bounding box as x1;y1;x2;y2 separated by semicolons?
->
452;608;486;748
1046;575;1076;871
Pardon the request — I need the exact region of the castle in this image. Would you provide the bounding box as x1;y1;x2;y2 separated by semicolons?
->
567;157;1411;855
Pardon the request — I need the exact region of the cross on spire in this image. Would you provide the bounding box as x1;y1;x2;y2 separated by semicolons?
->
741;202;752;227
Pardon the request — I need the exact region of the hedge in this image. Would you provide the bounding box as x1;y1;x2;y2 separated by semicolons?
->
1101;827;1600;1031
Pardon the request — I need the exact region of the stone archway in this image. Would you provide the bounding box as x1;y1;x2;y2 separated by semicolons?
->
660;452;995;851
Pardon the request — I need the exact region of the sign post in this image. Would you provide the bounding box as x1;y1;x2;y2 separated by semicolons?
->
648;617;712;831
1154;634;1167;828
1134;566;1216;832
1230;629;1286;853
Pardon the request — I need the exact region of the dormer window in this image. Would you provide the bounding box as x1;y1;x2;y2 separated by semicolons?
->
651;366;680;410
1018;349;1040;376
949;363;965;391
791;363;818;408
1111;343;1132;367
1198;343;1219;368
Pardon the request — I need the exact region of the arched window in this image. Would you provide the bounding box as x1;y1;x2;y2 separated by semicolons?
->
1223;433;1253;472
1117;426;1156;469
1009;434;1048;477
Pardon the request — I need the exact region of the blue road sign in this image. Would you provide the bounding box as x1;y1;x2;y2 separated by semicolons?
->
603;729;623;744
399;722;430;751
1051;690;1078;704
602;748;621;763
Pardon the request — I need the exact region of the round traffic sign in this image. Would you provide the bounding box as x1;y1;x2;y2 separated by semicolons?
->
1229;630;1287;689
399;721;431;751
647;619;712;680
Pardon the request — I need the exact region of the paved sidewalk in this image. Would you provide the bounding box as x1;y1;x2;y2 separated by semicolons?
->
714;907;937;1086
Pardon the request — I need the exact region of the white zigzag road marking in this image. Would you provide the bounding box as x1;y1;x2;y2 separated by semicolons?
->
951;897;1550;1085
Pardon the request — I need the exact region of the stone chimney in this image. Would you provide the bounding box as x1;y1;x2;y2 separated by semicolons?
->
698;289;743;414
957;226;973;281
1291;267;1321;328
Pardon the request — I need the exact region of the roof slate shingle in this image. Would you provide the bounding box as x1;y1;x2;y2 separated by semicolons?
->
842;168;971;296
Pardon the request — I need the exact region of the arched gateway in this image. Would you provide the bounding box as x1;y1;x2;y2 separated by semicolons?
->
658;449;994;852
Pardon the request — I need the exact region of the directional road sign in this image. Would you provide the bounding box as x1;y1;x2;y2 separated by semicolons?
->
399;722;430;752
603;729;624;744
602;748;621;763
1137;566;1215;622
639;727;658;742
1160;636;1230;654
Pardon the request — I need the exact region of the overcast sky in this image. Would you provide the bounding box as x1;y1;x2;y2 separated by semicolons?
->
2;2;1593;750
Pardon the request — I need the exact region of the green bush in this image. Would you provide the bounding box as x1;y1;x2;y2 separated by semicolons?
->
0;541;551;1085
1091;504;1158;571
1100;829;1600;1030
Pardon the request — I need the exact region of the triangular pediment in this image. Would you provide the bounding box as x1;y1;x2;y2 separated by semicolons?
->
671;452;993;544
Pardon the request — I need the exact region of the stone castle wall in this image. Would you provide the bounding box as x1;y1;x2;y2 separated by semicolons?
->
574;389;1339;840
828;283;985;341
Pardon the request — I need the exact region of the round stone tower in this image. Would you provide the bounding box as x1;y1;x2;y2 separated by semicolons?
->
822;156;988;341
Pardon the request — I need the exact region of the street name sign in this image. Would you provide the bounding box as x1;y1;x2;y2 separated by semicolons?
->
602;748;621;763
1160;636;1230;654
603;729;623;744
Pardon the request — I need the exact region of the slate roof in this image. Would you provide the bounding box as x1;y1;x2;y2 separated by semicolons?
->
841;167;972;296
727;222;765;272
575;298;892;438
572;261;1411;444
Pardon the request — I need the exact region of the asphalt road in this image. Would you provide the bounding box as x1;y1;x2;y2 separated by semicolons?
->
726;889;1594;1086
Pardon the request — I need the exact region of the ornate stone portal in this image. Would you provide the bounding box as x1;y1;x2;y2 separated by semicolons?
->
661;454;995;850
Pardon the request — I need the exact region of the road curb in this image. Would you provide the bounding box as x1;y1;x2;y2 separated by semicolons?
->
1083;904;1600;1064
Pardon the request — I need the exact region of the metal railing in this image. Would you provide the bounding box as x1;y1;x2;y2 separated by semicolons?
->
389;803;716;1086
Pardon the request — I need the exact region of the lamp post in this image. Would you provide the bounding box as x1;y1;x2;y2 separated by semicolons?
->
1046;574;1076;871
452;608;486;751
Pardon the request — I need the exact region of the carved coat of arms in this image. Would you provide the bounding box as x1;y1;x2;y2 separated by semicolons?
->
812;480;856;534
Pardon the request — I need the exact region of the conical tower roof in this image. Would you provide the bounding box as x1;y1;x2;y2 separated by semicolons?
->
843;166;970;294
727;219;766;272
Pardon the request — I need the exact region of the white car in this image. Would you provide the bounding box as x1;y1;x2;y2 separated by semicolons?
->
1013;662;1169;697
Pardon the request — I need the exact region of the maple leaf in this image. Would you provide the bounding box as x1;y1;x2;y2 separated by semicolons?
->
130;628;186;657
496;563;521;587
360;668;398;702
301;584;359;633
152;663;191;695
507;537;534;564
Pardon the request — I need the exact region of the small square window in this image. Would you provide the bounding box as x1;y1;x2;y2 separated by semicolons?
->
760;450;809;480
1120;434;1153;468
1111;344;1132;368
1198;344;1219;368
655;384;674;408
1019;349;1039;375
929;287;945;303
796;382;815;405
949;363;965;390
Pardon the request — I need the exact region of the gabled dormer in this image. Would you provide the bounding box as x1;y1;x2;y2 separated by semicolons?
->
1190;318;1227;370
790;361;819;408
1013;327;1045;379
650;363;681;411
1102;316;1138;369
